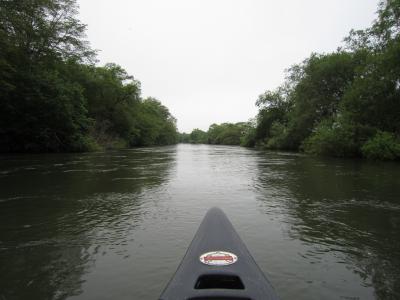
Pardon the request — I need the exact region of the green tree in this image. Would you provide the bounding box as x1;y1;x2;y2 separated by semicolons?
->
283;52;363;149
189;129;208;144
0;0;94;152
252;0;400;160
361;131;400;160
254;86;291;147
178;132;191;143
0;0;178;152
134;98;178;146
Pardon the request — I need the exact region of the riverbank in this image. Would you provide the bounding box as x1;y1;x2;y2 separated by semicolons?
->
0;2;178;153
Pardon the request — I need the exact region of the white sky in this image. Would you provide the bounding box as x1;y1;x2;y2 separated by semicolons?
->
78;0;379;133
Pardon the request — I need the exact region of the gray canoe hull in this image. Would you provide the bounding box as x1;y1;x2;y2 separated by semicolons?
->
159;207;279;300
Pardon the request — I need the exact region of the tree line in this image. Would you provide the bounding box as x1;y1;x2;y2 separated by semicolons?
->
182;0;400;160
179;122;255;146
0;0;178;152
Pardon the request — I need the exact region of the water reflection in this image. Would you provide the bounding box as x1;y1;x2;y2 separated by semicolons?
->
1;145;399;300
0;147;177;300
256;153;400;299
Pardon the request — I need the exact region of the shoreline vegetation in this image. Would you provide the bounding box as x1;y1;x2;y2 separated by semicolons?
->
0;0;178;153
1;1;399;160
180;0;400;161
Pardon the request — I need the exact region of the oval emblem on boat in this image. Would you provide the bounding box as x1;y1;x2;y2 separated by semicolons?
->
199;251;238;266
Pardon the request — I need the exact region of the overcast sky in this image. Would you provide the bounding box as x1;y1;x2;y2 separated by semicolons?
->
78;0;379;133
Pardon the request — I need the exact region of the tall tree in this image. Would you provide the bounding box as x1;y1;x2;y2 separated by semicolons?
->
0;0;94;152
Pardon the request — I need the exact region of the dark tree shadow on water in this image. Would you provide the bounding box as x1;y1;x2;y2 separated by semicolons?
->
0;147;177;300
255;152;400;300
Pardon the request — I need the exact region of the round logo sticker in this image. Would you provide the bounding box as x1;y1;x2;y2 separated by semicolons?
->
199;251;238;266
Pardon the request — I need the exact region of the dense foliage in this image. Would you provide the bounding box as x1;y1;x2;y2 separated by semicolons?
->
246;0;400;160
0;0;177;152
181;1;399;160
180;122;255;146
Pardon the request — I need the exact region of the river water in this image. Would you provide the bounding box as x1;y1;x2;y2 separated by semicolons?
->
0;144;399;300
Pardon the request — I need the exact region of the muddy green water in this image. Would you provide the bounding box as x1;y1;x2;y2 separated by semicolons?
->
0;144;399;300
